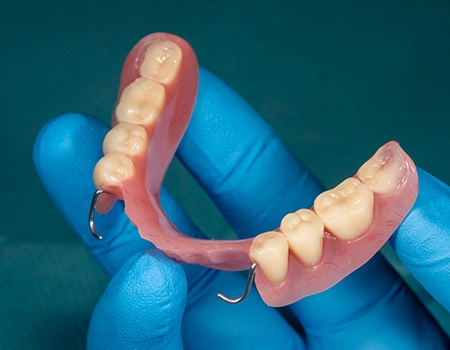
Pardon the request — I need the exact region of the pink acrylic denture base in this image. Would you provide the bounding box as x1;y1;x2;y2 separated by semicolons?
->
102;33;418;307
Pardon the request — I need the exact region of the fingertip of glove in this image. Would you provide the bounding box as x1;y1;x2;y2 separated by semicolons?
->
124;249;188;307
101;249;186;317
88;249;186;349
33;113;108;174
33;113;110;207
391;167;450;311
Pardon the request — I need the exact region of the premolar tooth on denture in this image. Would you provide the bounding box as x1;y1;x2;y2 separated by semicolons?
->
249;231;289;284
115;77;165;126
93;152;136;189
314;178;374;241
139;40;182;85
357;142;407;194
280;209;324;266
103;122;149;157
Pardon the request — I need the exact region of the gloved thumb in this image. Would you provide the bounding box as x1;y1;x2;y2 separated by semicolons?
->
87;249;187;350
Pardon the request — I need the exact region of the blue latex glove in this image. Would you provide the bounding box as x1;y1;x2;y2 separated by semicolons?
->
34;68;449;349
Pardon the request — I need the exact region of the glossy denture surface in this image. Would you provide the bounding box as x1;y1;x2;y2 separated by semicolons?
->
93;33;418;306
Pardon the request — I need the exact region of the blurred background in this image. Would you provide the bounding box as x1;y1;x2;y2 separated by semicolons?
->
1;0;449;348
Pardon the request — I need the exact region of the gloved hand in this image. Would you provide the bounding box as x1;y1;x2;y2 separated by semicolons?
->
33;68;449;349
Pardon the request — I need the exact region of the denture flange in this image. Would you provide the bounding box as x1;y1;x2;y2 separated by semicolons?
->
93;32;419;307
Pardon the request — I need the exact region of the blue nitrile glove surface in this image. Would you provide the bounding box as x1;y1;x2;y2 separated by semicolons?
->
34;68;449;349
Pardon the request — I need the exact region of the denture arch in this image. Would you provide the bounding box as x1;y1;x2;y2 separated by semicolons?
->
92;33;419;307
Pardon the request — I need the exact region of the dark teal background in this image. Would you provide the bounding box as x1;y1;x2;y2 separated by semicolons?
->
1;0;449;348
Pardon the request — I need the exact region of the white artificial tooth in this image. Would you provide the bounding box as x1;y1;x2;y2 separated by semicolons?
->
115;77;165;126
280;209;324;266
103;122;148;157
357;144;406;194
314;178;374;241
249;231;289;284
93;152;135;189
139;40;182;85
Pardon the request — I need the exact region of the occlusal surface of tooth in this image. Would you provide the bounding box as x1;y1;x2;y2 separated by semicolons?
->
356;144;406;194
249;231;289;284
93;152;135;189
103;122;149;157
314;178;374;241
280;209;324;266
115;77;165;126
139;40;182;85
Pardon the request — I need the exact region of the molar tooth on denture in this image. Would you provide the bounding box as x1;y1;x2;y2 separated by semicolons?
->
314;178;374;241
103;122;149;156
356;143;407;194
139;40;182;85
280;209;324;266
249;231;289;284
115;77;165;126
93;152;136;189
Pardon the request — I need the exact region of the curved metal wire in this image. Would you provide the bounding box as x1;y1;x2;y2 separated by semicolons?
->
217;263;257;304
88;189;112;240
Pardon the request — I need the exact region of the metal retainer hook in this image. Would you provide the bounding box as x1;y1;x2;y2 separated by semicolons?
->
217;263;257;304
89;189;112;240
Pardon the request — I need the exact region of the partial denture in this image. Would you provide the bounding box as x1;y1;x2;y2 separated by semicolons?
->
92;33;419;307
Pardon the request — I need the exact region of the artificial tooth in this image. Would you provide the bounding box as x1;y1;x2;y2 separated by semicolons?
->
280;209;324;266
356;144;406;194
103;122;148;157
249;231;289;284
115;77;165;126
139;40;182;85
93;152;135;189
314;178;374;241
